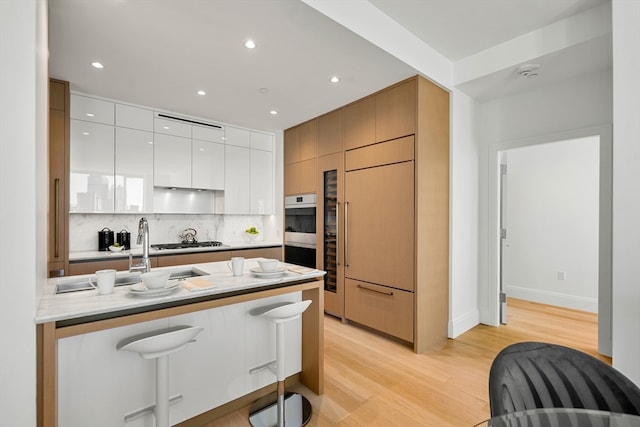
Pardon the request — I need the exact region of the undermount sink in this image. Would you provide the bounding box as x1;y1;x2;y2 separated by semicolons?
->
55;268;208;294
167;267;208;281
55;273;142;294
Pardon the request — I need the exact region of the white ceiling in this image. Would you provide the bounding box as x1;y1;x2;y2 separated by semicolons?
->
48;0;611;133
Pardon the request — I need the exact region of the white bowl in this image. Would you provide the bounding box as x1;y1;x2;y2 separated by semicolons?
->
109;245;123;252
140;271;171;289
258;259;279;272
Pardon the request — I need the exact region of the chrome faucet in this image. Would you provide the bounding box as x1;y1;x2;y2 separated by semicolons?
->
129;217;151;273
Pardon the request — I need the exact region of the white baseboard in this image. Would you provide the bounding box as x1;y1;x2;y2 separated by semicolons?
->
448;308;480;338
506;285;597;313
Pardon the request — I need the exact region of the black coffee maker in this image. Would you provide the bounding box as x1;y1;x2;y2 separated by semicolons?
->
98;227;114;251
117;229;131;250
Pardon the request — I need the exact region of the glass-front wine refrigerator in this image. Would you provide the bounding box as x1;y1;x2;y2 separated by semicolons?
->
319;152;343;318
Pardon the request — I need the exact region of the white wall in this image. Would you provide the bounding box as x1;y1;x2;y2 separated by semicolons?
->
611;0;640;384
477;69;613;326
0;0;48;425
448;89;480;337
503;137;600;312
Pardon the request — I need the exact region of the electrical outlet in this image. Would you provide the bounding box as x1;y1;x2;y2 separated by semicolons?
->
557;271;566;280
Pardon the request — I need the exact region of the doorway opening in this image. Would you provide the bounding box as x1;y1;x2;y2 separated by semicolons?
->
488;125;612;356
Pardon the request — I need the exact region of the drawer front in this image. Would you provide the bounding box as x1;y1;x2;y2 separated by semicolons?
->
345;278;413;342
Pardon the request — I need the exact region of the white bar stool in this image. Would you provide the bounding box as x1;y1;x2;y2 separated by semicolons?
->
116;325;203;427
249;300;313;427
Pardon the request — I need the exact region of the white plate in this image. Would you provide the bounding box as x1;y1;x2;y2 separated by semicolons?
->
250;266;287;278
129;280;180;297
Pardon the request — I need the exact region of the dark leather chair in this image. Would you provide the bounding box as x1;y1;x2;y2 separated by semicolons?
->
489;341;640;417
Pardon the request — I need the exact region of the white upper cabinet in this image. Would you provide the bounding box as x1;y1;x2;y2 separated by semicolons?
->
192;124;224;143
115;104;153;131
115;127;154;213
70;94;114;125
224;131;275;215
69;120;115;212
69;94;275;215
154;133;191;188
192;139;225;190
250;131;274;152
225;126;251;148
250;149;273;214
224;145;251;214
154;116;191;138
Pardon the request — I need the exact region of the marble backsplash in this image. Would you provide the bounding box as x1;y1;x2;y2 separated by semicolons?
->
69;213;283;252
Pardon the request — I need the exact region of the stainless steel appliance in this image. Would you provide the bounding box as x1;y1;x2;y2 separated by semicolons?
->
284;194;316;268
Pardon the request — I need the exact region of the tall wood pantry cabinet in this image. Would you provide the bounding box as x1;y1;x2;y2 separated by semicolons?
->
48;79;70;277
284;75;449;353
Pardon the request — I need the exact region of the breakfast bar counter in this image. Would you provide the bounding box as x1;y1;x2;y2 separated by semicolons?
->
36;259;325;427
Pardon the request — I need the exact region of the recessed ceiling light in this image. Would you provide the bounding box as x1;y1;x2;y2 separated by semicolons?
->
197;90;206;96
86;113;95;117
270;110;278;115
330;76;340;83
163;126;170;130
82;132;89;136
244;40;256;49
91;62;104;69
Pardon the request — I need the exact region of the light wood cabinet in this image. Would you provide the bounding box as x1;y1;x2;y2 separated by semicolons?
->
284;127;299;165
375;79;416;143
318;109;343;156
284;158;317;196
284;75;449;353
231;246;283;260
67;247;282;274
344;278;414;342
68;257;159;276
298;119;318;160
48;79;70;277
344;141;415;293
343;96;375;150
156;251;230;267
284;120;318;195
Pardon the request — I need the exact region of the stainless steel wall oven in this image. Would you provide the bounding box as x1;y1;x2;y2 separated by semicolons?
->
284;194;316;268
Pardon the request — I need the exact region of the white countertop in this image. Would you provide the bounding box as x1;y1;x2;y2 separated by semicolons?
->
36;258;324;324
69;240;282;261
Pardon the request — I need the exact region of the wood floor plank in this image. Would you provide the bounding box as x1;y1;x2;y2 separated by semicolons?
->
199;298;602;426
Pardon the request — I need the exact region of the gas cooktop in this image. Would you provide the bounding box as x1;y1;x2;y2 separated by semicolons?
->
151;241;226;250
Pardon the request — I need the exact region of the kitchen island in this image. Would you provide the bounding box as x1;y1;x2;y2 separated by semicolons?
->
36;259;325;427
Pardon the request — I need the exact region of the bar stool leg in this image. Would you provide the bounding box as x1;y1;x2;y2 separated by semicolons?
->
156;355;169;427
249;300;312;427
275;321;286;427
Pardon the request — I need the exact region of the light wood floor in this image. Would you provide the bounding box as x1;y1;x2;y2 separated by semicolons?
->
201;298;604;427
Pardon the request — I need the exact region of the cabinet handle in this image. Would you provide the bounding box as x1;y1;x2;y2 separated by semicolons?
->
54;178;60;259
344;201;349;267
357;284;394;296
336;201;340;266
